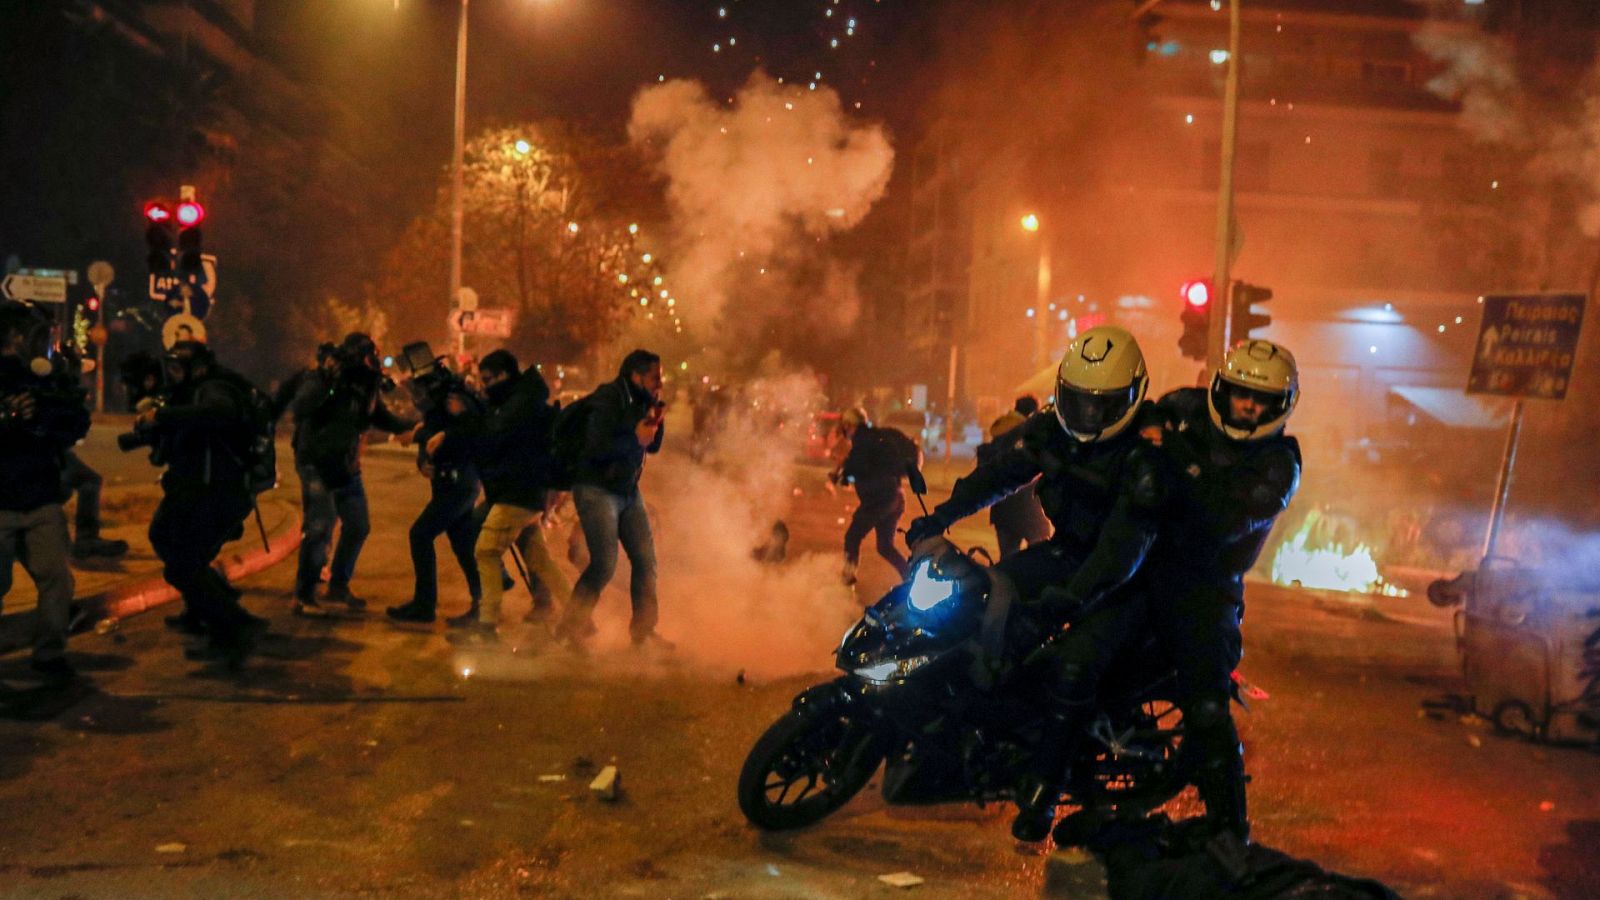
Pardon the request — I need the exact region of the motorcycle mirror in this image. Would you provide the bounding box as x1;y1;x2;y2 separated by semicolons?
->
906;463;928;496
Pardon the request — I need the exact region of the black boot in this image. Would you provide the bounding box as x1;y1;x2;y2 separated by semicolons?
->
1011;709;1084;842
1194;765;1250;842
1011;777;1061;842
387;602;436;624
164;609;209;636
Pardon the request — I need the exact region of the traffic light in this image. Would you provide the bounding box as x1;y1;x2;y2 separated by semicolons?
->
1230;281;1273;341
84;294;101;322
144;201;175;274
176;199;205;278
1179;279;1211;360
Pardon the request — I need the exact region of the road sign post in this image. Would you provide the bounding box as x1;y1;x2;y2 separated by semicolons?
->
447;306;514;339
89;261;114;413
1468;292;1587;560
1;273;68;303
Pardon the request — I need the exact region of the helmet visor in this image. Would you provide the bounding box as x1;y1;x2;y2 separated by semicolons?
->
1212;379;1290;430
1058;384;1138;436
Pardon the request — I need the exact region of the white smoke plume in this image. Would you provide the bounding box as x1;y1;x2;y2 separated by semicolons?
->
643;371;861;679
454;371;860;684
1415;24;1527;145
1416;20;1600;237
627;71;894;353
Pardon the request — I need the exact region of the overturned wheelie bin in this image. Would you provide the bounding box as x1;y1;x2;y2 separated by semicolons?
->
1428;558;1600;744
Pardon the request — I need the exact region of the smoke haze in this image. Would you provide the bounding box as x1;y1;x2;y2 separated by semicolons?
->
627;72;894;365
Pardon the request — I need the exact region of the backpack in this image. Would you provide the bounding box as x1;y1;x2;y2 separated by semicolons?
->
212;369;280;495
546;391;598;492
879;426;922;472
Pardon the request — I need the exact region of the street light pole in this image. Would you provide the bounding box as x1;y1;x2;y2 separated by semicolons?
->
1020;213;1049;371
450;0;469;358
1034;241;1052;371
1208;0;1242;368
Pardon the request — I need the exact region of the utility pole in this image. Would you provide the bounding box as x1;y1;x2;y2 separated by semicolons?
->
1208;0;1243;368
450;0;469;358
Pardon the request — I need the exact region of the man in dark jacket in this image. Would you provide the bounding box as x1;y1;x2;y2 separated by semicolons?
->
452;349;571;643
833;407;919;585
0;302;89;684
285;332;413;616
905;325;1169;842
555;348;668;650
386;371;485;625
1139;339;1302;841
138;341;268;665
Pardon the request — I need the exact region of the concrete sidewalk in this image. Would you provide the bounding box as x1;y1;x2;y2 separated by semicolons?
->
0;422;303;652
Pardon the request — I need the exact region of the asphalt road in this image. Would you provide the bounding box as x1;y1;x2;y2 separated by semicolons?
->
0;446;1596;899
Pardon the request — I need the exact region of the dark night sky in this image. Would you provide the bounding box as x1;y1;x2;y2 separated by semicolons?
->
255;0;938;170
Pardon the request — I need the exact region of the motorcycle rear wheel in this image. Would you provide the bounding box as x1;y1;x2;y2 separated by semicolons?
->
737;707;884;830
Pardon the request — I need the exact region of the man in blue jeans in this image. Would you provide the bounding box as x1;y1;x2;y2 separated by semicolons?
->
556;349;670;651
285;333;413;616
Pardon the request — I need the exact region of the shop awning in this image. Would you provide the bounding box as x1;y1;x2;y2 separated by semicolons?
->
1389;386;1508;431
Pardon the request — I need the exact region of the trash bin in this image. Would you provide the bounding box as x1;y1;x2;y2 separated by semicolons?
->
1438;558;1600;744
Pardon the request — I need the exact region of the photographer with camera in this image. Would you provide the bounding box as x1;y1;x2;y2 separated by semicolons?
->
0;302;90;684
451;349;571;644
553;349;670;652
129;340;267;665
285;332;414;616
386;344;485;625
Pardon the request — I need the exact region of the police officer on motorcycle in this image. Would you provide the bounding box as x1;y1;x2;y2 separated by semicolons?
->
905;325;1170;842
1141;339;1301;841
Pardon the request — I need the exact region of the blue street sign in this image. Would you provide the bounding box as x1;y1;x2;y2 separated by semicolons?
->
1467;293;1586;400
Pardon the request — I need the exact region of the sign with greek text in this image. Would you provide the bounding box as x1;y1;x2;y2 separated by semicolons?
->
1467;293;1586;400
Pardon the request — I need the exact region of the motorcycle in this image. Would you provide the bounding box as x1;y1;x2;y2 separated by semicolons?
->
737;472;1193;842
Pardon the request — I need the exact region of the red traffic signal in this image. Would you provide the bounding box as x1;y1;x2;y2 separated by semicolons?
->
175;201;206;227
1178;278;1212;361
144;201;173;224
86;296;101;312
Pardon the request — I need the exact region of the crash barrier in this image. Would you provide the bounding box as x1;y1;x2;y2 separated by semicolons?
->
1428;558;1600;744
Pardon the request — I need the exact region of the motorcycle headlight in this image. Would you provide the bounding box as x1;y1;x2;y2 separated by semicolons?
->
907;560;958;612
854;655;932;684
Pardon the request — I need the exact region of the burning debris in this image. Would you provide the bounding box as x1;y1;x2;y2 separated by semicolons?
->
1269;511;1408;598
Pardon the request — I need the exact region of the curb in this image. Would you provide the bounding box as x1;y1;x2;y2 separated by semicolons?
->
87;510;304;628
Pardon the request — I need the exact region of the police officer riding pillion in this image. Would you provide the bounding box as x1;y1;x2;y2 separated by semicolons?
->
1139;339;1301;841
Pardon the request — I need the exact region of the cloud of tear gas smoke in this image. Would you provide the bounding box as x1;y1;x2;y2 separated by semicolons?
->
1415;25;1527;145
1416;20;1600;237
1489;517;1600;589
627;72;893;354
644;371;861;679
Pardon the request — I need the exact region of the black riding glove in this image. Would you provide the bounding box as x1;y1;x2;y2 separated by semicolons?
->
904;514;948;549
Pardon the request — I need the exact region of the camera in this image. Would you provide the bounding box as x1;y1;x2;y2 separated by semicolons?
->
116;397;168;464
400;341;469;411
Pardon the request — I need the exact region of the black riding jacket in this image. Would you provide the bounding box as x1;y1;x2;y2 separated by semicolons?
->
930;406;1168;614
1143;387;1302;600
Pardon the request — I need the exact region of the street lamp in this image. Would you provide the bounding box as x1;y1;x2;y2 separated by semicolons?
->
393;0;552;355
1021;212;1050;370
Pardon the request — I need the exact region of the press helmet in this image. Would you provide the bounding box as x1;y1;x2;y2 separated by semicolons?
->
1208;339;1299;441
1052;324;1148;443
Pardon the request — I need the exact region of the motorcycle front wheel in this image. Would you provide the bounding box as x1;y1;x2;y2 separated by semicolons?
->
737;705;885;830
